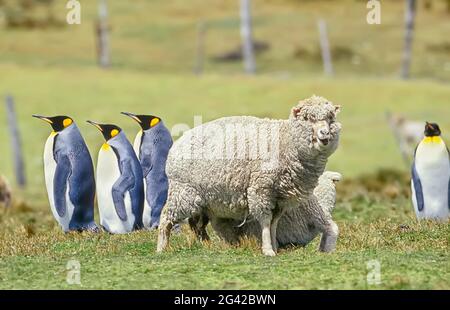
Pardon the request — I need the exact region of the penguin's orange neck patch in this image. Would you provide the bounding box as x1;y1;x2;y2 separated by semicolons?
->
102;143;111;150
423;136;442;144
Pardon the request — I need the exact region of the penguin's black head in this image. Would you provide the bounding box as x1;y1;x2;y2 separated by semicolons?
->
121;112;161;130
87;120;122;141
424;122;441;137
32;115;74;132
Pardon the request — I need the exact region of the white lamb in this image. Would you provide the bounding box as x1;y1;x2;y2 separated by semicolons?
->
157;96;342;256
209;171;342;247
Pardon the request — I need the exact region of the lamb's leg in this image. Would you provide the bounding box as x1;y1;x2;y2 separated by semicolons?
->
319;220;339;253
305;196;339;253
210;217;241;245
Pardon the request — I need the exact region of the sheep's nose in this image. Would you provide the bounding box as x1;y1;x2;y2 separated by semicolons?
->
319;129;329;136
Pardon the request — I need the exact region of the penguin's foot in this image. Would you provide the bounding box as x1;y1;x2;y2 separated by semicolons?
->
81;223;101;233
172;224;182;234
86;224;101;233
68;223;100;233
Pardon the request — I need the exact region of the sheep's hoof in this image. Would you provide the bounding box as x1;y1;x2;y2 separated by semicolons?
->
156;240;167;253
263;248;276;257
319;246;335;253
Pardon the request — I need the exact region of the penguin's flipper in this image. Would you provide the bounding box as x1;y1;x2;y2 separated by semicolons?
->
448;177;450;210
53;155;71;217
150;188;168;227
112;160;135;221
412;160;425;212
447;148;450;210
140;148;153;177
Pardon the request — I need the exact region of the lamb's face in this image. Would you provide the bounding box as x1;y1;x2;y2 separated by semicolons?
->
290;96;341;154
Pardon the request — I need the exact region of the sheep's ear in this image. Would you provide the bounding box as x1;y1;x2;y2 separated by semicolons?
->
334;105;341;115
292;106;302;118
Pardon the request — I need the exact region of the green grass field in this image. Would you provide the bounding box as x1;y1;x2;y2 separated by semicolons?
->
0;65;449;289
0;0;449;290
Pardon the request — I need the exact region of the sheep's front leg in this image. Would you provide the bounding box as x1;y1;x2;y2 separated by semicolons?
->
319;220;339;253
261;217;276;257
270;209;283;252
248;186;276;257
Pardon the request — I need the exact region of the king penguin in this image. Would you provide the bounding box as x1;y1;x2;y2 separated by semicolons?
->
411;122;450;221
87;121;144;233
33;115;98;232
121;112;173;229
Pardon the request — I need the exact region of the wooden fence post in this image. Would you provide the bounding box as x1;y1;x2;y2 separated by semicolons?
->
401;0;416;79
5;95;26;188
96;0;111;68
240;0;256;74
317;19;334;77
194;21;207;75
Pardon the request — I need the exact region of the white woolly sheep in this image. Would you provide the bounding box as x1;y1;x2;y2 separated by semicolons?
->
210;171;342;248
157;96;342;256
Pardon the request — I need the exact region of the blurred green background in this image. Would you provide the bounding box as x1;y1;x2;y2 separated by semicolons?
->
0;0;449;200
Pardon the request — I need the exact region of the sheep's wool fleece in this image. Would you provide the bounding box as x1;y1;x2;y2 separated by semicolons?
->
165;95;341;237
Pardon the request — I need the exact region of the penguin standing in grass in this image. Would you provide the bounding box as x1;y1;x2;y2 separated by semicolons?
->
121;112;173;229
88;121;144;233
33;115;98;232
411;122;450;221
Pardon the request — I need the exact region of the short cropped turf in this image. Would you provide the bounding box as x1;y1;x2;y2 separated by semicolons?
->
0;195;448;290
0;0;449;290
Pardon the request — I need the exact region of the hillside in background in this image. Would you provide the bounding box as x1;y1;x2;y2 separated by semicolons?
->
0;0;449;80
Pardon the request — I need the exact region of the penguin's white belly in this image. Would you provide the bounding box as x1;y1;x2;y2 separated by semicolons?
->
133;131;142;157
142;179;152;229
97;146;135;234
414;142;450;220
134;132;152;228
43;133;74;232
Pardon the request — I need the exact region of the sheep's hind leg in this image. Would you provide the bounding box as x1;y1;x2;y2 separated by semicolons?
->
157;183;206;252
156;216;173;253
188;213;210;241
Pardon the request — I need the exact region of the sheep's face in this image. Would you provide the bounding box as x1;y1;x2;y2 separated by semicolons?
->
290;96;341;153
